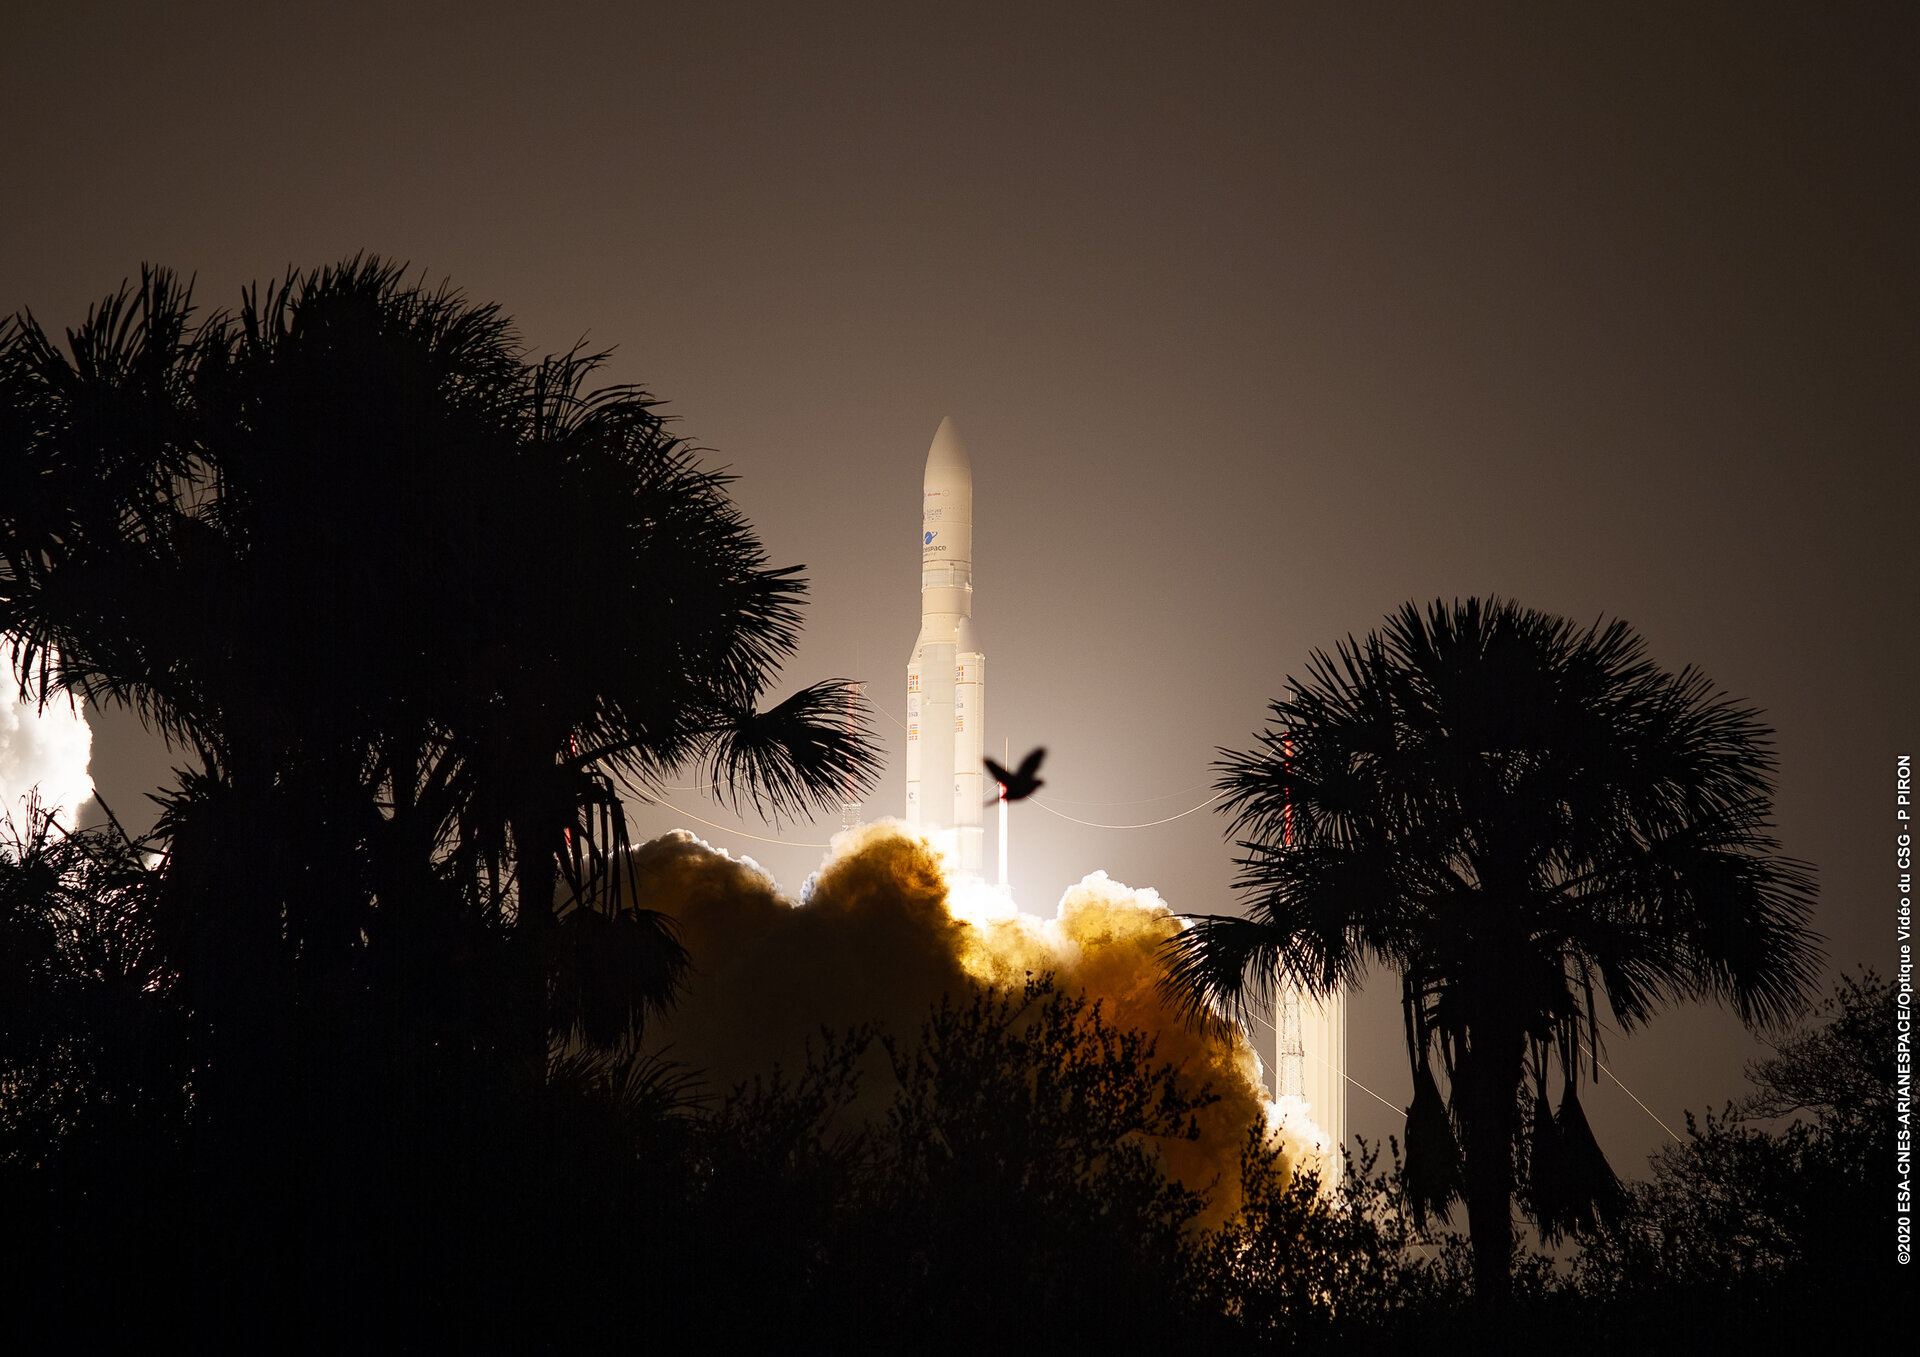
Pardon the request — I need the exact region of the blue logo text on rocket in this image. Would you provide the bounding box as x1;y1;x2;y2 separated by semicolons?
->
925;531;936;545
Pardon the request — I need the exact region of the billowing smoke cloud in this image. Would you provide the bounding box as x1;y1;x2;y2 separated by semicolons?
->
630;820;1323;1224
0;637;94;832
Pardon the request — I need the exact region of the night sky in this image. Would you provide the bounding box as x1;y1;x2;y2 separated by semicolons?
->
6;3;1912;1172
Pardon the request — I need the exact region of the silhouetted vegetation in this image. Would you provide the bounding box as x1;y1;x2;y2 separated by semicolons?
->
0;804;190;1330
1169;598;1824;1304
0;275;1880;1350
1572;971;1886;1314
0;261;876;1342
0;790;1888;1350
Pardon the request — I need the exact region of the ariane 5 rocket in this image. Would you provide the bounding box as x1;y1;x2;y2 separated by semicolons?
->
905;417;985;874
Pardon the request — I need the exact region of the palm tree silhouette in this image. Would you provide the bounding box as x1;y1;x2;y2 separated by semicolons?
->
1;262;880;1308
1166;598;1821;1305
3;260;873;1016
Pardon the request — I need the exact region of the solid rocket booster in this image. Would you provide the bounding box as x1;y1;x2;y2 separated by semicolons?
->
905;417;985;873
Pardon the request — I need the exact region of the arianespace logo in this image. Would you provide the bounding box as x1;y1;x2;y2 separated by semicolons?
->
925;531;936;545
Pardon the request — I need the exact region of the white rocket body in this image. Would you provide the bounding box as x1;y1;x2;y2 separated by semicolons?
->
905;418;985;874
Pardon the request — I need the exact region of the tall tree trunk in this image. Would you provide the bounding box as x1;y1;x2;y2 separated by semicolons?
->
511;803;559;1077
1460;1022;1523;1308
504;711;569;1115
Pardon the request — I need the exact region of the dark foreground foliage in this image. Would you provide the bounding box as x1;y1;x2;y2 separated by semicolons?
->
1565;970;1890;1345
0;261;874;1346
0;809;1892;1350
0;804;1453;1350
1171;598;1824;1304
0;269;1886;1350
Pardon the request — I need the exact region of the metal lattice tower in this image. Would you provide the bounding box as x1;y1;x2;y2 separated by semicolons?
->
1273;741;1307;1101
1275;982;1305;1100
839;682;865;831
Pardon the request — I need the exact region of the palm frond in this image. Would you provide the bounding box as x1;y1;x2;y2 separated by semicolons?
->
1158;914;1292;1030
549;903;688;1049
1403;1063;1464;1229
703;679;880;821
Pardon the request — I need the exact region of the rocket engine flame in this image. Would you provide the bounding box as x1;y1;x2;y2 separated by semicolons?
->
631;819;1327;1223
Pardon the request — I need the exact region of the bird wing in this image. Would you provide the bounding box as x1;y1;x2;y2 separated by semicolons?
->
984;757;1013;787
1017;748;1047;778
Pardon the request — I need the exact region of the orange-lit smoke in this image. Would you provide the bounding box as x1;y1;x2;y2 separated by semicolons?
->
630;820;1313;1223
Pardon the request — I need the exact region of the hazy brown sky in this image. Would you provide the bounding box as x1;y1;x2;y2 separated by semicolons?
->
6;2;1912;1169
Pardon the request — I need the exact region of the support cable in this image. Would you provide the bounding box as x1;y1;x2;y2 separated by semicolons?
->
641;796;833;849
1028;791;1226;829
1035;782;1216;808
1302;1045;1401;1116
1580;1041;1683;1143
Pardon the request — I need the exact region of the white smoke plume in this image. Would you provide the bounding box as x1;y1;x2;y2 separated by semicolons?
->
630;819;1326;1224
0;636;94;832
1267;1095;1335;1170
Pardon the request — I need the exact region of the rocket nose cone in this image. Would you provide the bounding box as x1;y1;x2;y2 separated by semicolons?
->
925;416;971;475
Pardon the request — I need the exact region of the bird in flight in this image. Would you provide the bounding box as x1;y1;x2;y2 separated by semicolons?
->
985;747;1047;802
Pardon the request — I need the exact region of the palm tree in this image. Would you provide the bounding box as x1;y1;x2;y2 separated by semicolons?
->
0;259;878;1117
1166;598;1821;1303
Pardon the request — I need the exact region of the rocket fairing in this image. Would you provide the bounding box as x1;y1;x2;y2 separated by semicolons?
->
905;417;986;874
